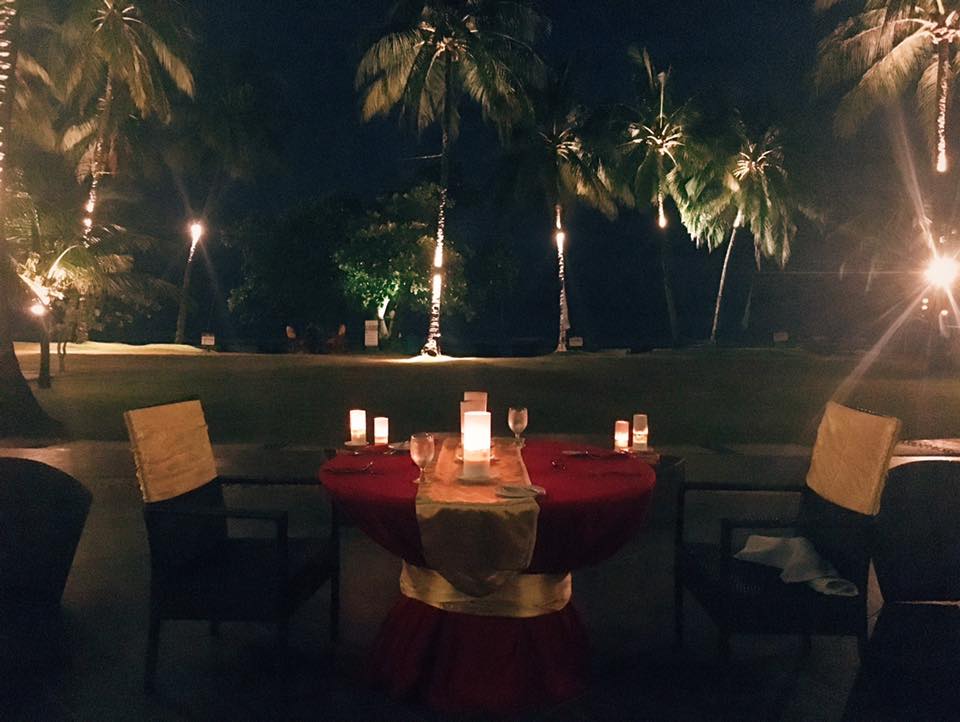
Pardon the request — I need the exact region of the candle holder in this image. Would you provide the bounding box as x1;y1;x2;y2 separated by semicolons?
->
463;391;488;410
346;409;368;447
374;416;389;445
632;413;649;452
614;420;630;451
460;411;494;483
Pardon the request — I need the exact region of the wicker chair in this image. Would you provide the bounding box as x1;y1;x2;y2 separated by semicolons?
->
843;460;960;720
124;400;339;692
675;402;901;661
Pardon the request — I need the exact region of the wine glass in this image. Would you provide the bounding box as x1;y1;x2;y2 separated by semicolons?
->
508;407;528;448
409;433;435;484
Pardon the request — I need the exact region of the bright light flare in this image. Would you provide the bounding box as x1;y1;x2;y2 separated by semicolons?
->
925;254;959;289
188;220;204;262
555;230;566;252
657;205;667;229
29;302;46;317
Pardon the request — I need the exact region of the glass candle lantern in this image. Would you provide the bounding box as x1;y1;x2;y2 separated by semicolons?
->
632;414;649;451
374;416;389;445
614;420;630;451
349;409;367;445
462;411;492;481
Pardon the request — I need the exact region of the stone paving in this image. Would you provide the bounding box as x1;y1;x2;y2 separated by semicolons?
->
1;440;869;721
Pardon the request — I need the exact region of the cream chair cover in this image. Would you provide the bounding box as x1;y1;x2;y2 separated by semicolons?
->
805;401;902;515
124;400;218;502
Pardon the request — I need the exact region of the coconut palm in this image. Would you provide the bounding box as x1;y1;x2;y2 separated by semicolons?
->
502;66;616;351
675;125;798;342
0;1;66;434
614;47;700;345
816;0;960;173
59;0;194;243
356;0;548;355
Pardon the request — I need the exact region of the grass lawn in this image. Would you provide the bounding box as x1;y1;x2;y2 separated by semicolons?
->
13;343;960;445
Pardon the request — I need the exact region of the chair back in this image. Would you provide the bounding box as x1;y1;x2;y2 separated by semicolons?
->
874;461;960;602
0;458;92;608
124;399;218;502
805;401;901;516
124;400;224;576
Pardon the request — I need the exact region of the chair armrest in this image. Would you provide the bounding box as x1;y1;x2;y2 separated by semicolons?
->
217;475;320;487
682;481;806;495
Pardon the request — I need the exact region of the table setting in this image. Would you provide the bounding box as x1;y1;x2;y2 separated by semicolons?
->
319;392;670;713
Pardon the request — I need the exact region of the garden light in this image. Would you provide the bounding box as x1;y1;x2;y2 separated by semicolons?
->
188;221;204;262
925;254;959;289
29;301;46;316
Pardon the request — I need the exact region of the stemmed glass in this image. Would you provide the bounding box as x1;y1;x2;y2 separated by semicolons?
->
508;407;528;448
410;433;435;484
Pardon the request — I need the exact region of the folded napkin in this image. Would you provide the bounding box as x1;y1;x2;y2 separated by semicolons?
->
734;535;858;597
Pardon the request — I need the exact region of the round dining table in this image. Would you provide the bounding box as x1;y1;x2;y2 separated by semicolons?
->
320;438;663;714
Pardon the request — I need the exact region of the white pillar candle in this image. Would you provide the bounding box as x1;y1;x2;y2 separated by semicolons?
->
463;391;488;410
349;409;367;444
632;413;649;451
374;416;389;445
462;411;492;481
614;420;630;451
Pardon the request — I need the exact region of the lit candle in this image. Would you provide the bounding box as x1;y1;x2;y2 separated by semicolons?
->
460;399;485;440
632;414;649;451
463;391;488;410
349;409;367;445
374;416;389;445
614;420;630;451
462;411;492;481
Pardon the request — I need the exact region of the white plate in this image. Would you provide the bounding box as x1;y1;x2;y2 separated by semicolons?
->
388;441;410;451
344;440;369;448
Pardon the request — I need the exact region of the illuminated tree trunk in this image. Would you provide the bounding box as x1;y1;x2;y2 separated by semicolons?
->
0;2;61;435
555;203;570;352
82;74;113;243
421;57;453;356
174;248;194;344
37;314;50;388
710;223;739;343
936;35;950;173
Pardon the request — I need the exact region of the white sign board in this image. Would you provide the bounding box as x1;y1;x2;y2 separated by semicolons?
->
364;320;379;348
569;336;584;348
200;332;215;348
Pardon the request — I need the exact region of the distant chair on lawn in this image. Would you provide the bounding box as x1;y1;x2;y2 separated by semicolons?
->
123;399;340;692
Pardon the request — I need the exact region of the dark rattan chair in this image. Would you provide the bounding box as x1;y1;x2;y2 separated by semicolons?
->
675;402;900;661
124;400;339;693
843;460;960;721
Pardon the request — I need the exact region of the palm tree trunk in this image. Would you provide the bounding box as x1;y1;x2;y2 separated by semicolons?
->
660;233;679;346
936;35;950;173
710;225;739;343
422;57;452;356
555;203;570;352
174;250;194;344
0;2;61;435
38;315;50;388
82;74;114;243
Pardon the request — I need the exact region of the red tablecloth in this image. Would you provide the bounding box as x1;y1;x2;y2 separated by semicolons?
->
321;440;657;714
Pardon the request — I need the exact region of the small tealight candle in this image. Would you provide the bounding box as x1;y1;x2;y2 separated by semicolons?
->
632;413;649;451
614;420;630;451
463;391;488;410
462;411;492;481
349;409;367;444
374;416;389;445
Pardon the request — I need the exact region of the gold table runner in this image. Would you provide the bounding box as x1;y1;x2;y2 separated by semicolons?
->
415;437;540;598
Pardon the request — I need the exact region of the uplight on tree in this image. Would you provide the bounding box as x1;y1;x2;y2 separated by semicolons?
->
925;254;959;289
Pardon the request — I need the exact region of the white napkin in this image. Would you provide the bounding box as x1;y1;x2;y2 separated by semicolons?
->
734;535;858;597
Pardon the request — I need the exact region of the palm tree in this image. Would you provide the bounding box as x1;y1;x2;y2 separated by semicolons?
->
614;48;699;345
816;0;960;173
60;0;194;243
0;1;64;434
356;0;548;355
502;66;616;351
675;125;799;342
